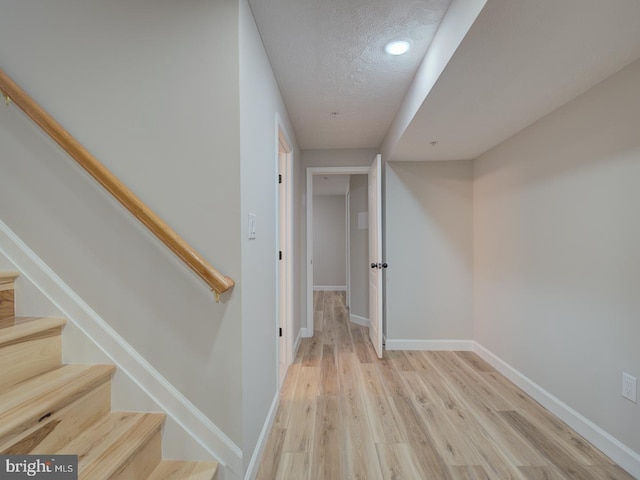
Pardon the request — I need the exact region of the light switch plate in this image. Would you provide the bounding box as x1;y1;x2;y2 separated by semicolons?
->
622;373;637;403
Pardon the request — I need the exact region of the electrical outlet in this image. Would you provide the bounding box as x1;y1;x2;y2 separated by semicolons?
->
622;373;637;403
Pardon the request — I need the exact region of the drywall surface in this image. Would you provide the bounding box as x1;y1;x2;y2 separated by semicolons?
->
381;0;487;160
0;0;243;448
239;0;301;471
385;161;473;341
313;196;347;288
474;58;640;455
349;175;369;319
303;149;378;169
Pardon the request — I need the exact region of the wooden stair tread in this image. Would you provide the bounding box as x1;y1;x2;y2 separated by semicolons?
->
0;273;217;478
0;272;19;285
148;460;219;480
57;411;165;480
0;316;66;344
0;364;115;440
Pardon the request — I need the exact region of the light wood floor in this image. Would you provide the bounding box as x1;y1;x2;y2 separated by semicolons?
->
256;291;634;480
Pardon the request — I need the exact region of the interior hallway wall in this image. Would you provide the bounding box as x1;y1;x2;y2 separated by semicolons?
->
385;160;474;344
349;175;369;320
474;58;640;456
0;0;243;448
240;0;301;470
313;195;347;289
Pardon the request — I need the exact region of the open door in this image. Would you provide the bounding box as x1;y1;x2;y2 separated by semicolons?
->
368;154;383;358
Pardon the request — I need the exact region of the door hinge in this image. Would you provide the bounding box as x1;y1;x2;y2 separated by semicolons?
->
278;174;282;184
279;250;283;260
279;328;283;337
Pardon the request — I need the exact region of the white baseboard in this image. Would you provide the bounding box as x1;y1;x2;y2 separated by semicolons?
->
472;342;640;479
244;392;279;480
294;328;303;353
301;327;313;338
0;219;243;478
313;285;347;291
385;339;473;351
349;314;370;328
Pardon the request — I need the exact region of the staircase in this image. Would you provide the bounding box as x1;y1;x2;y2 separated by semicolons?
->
0;271;218;479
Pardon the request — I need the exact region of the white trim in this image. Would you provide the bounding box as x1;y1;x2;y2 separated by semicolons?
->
306;166;370;334
244;392;280;480
0;219;243;477
385;339;473;351
294;328;303;354
301;327;313;338
345;189;351;310
472;342;640;479
276;115;295;388
313;285;347;291
349;314;370;328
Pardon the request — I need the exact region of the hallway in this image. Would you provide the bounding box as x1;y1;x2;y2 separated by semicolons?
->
256;292;633;479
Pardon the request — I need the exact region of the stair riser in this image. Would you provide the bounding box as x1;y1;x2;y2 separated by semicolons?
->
148;460;219;480
106;428;162;480
0;380;111;455
0;328;62;390
0;367;115;443
0;286;14;323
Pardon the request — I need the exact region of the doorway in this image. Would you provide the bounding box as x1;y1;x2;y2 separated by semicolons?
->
277;127;293;387
311;174;369;327
306;156;383;358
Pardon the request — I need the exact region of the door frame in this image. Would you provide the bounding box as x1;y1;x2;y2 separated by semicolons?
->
345;188;351;311
306;166;370;335
276;120;294;386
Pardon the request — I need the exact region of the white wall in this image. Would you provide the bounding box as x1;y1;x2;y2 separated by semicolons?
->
239;0;301;472
385;161;473;343
348;176;369;319
313;196;347;288
474;58;640;457
0;0;243;452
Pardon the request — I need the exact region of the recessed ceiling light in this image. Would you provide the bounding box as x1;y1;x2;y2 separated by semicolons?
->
385;40;410;56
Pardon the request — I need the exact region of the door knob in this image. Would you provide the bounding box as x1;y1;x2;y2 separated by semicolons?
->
382;263;388;268
371;263;377;269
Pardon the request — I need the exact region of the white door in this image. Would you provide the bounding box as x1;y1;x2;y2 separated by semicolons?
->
368;154;383;358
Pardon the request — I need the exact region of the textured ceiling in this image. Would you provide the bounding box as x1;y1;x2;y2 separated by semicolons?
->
250;0;640;159
248;0;452;150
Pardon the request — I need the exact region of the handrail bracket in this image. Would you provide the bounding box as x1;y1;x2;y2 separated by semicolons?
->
0;88;10;106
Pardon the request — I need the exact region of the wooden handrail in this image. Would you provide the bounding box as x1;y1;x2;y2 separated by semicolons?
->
0;68;234;299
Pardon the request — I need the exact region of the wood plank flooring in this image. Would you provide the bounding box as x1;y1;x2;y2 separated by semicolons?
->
256;291;635;480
